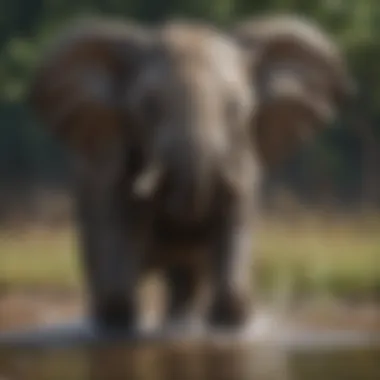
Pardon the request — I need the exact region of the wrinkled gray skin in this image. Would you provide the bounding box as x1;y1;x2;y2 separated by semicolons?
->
232;15;354;167
28;15;353;332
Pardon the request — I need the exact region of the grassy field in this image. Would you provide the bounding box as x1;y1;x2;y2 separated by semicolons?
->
257;213;380;301
0;212;380;301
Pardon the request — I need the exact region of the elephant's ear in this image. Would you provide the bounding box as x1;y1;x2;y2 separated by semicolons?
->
234;14;354;167
28;17;152;159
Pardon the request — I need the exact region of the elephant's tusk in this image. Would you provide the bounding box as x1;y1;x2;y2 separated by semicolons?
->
132;162;163;198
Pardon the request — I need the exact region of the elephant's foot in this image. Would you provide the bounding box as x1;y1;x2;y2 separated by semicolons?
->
207;291;252;330
90;296;138;334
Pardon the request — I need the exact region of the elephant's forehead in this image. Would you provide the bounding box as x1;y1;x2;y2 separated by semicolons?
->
160;24;248;85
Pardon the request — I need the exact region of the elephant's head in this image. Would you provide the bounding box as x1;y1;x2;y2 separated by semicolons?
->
28;18;255;220
28;16;352;218
124;22;257;212
233;14;355;167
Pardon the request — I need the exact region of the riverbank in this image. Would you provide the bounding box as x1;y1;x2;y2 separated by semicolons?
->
1;288;380;333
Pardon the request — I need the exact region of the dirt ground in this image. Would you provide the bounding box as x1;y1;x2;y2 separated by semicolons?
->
0;290;84;331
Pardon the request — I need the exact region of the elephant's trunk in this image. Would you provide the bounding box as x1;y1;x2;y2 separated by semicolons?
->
166;132;214;219
132;71;231;220
133;123;218;221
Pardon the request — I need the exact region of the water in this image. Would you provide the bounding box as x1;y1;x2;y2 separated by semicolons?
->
0;320;379;380
0;343;379;380
0;309;379;380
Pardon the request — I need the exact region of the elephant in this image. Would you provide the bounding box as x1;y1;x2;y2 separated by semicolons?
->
27;14;353;333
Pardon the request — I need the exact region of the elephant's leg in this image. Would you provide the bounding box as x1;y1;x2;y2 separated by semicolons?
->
159;252;208;331
75;175;148;331
207;194;255;329
165;266;201;321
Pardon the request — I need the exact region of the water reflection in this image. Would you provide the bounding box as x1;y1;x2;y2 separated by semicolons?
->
1;341;379;380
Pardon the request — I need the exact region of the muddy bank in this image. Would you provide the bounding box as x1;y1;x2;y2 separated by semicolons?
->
0;290;83;330
1;288;380;333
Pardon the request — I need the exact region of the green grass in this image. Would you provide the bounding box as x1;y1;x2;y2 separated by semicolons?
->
257;214;380;300
1;213;380;299
0;228;80;289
